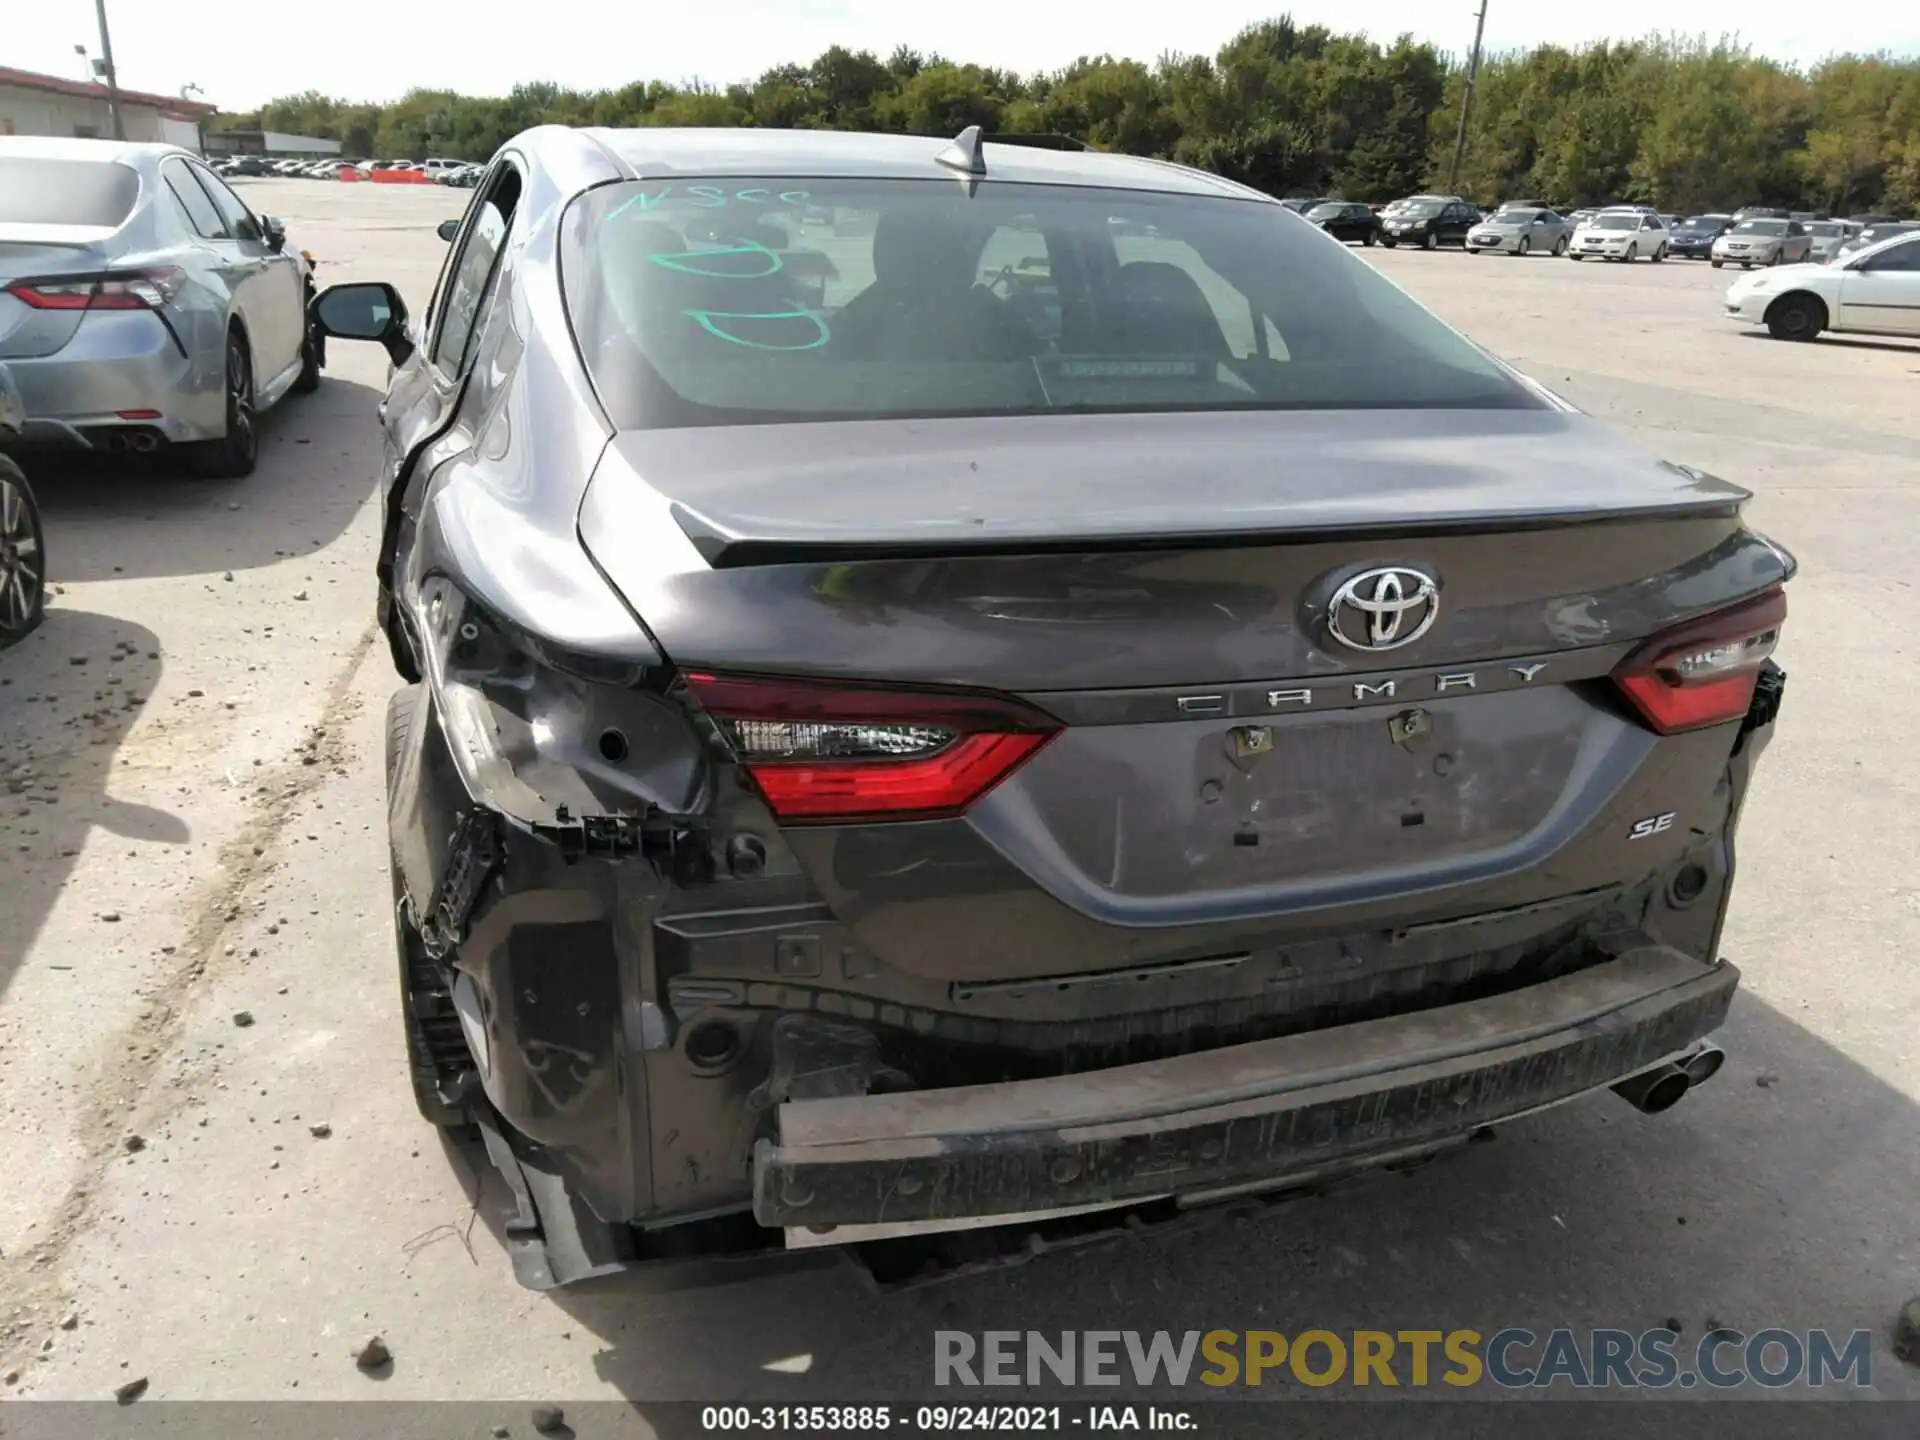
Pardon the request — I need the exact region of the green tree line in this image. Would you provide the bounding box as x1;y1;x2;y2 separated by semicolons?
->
216;20;1920;214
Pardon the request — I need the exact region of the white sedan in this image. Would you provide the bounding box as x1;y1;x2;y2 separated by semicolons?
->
1722;229;1920;341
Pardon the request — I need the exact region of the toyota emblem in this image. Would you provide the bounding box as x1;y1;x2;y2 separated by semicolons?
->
1325;566;1440;652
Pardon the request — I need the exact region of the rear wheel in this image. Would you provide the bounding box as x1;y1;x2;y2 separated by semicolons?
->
1764;293;1827;342
386;684;476;1130
186;329;258;479
0;456;45;650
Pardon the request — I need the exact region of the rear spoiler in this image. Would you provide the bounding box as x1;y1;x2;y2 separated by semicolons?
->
670;496;1751;570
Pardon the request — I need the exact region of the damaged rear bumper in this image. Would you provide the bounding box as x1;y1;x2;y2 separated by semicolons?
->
752;943;1736;1231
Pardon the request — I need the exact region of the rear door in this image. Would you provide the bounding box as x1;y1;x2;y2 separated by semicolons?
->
188;161;304;384
159;156;274;378
373;155;524;653
1836;237;1920;335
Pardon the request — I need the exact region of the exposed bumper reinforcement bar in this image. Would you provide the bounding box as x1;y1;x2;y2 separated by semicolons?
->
753;944;1737;1230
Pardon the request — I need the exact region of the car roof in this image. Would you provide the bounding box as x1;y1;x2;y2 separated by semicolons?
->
577;126;1268;201
0;135;192;166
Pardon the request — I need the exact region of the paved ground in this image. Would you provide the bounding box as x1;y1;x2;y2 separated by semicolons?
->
2;185;1916;1412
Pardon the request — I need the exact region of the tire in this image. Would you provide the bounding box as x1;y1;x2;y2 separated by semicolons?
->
1764;293;1827;342
1553;236;1568;256
1711;259;1724;268
1569;253;1584;261
0;455;45;651
1381;237;1397;248
186;328;259;479
291;286;322;395
1422;231;1437;251
1622;244;1637;263
1514;237;1530;257
385;684;475;1130
1768;251;1782;267
1651;245;1666;263
1363;229;1376;247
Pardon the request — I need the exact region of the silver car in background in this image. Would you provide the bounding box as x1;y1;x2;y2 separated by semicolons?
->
1804;219;1866;264
1466;207;1571;256
1711;217;1813;270
0;137;319;478
1804;219;1855;263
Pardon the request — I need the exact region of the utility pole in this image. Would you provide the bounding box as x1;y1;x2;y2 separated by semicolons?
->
1446;0;1488;194
93;0;125;141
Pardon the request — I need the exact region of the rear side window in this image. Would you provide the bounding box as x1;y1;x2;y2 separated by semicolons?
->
163;159;227;240
193;166;262;242
433;200;509;372
0;157;140;228
562;177;1533;429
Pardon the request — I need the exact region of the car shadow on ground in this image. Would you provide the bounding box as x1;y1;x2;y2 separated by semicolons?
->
1735;330;1920;356
16;373;384;584
0;608;181;1000
431;992;1920;1409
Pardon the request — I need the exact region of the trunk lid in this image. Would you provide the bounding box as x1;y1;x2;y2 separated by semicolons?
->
581;409;1789;976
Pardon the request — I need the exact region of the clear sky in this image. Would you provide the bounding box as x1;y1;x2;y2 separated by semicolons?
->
12;0;1917;110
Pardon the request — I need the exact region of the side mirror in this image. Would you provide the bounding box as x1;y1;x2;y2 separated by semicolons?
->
260;215;287;252
311;281;414;367
436;218;460;243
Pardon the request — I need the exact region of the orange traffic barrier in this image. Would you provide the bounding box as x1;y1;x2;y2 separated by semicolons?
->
370;169;435;185
338;167;362;183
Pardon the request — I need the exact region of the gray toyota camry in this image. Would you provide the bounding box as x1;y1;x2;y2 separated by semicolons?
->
313;125;1794;1289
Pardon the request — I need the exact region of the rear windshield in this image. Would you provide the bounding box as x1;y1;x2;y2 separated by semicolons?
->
0;157;141;228
562;178;1534;429
1734;220;1787;235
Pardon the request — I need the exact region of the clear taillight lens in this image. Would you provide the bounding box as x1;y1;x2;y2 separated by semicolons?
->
1611;588;1786;734
684;672;1058;822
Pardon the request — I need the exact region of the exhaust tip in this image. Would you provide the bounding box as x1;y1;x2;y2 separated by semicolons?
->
1682;1041;1726;1088
1612;1062;1691;1115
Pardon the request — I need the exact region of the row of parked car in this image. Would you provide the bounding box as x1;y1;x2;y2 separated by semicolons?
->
1282;191;1920;345
212;155;484;186
1;134;341;649
1292;194;1915;269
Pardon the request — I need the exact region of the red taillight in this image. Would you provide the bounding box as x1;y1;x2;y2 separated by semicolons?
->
684;672;1059;822
6;268;186;311
1611;588;1786;734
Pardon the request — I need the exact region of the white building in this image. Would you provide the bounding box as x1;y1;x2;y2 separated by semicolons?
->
204;129;343;159
0;64;217;151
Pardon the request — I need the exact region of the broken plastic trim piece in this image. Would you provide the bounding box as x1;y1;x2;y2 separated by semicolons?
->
420;809;501;960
